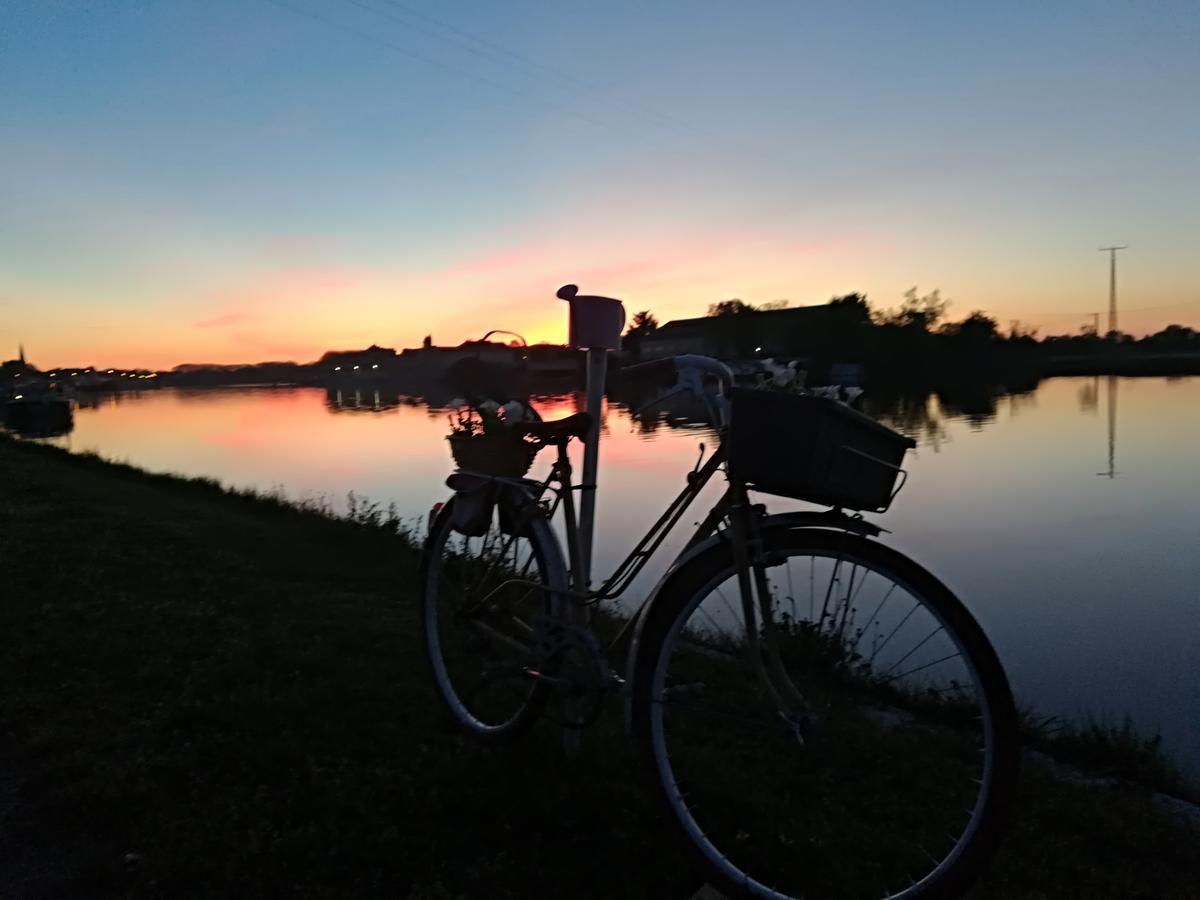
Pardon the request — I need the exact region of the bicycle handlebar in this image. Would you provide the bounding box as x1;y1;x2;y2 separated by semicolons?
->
622;355;735;389
621;357;678;383
622;355;734;429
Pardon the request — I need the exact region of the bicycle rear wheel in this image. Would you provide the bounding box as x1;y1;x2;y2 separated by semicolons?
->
630;528;1018;900
421;495;565;740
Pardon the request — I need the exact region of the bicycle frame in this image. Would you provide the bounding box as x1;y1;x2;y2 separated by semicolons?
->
449;351;826;720
467;426;822;726
496;436;726;601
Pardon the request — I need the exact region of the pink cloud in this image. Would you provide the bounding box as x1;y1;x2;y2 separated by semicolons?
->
194;312;247;328
453;242;569;275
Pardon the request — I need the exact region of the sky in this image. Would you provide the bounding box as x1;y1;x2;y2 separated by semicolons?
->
2;0;1198;368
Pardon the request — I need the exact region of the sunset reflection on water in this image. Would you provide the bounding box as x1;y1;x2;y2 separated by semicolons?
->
41;376;1200;772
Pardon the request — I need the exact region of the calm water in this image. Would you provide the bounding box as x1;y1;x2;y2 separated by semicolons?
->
40;377;1200;771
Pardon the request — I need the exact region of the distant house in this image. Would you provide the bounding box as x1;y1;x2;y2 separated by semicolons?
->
319;344;399;372
640;305;837;360
397;338;520;372
525;343;580;377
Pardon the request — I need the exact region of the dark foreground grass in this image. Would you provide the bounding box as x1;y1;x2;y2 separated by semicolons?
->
0;434;1196;899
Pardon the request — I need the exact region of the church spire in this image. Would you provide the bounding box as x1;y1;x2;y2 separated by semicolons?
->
18;343;25;365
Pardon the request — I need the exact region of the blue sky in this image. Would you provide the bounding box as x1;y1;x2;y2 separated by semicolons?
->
2;0;1197;365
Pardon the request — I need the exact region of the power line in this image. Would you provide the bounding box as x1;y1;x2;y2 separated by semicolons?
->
269;0;726;165
262;0;616;131
1017;300;1197;325
367;0;691;133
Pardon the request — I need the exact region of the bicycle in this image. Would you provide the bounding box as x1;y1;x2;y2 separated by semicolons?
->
420;286;1019;900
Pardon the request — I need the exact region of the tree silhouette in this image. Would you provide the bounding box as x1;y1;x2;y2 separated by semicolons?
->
828;293;873;325
708;299;758;317
880;288;949;331
626;310;659;337
942;311;999;340
622;310;660;361
1144;324;1197;350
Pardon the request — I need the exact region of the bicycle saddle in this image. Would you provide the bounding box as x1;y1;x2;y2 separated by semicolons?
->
516;412;593;442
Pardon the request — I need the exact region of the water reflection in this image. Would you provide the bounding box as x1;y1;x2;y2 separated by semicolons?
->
1101;375;1118;479
865;393;949;450
0;378;1138;484
326;386;398;414
1078;376;1099;414
323;384;466;415
11;377;1200;772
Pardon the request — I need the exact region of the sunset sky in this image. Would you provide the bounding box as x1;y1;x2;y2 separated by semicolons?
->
3;0;1198;368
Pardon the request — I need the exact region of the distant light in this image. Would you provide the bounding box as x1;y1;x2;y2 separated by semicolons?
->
353;365;359;370
107;369;113;374
13;394;23;400
755;346;762;353
371;364;378;369
334;366;341;371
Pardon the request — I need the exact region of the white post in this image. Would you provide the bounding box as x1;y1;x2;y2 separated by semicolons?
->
554;284;622;758
576;347;607;593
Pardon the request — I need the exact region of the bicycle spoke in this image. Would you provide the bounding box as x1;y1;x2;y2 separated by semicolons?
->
881;624;946;678
694;602;732;643
808;555;815;622
853;582;898;654
880;651;963;685
712;584;745;635
834;561;860;640
870;599;921;663
818;552;843;626
786;561;796;624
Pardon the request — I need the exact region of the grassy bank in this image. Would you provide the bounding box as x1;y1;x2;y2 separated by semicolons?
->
0;435;1196;898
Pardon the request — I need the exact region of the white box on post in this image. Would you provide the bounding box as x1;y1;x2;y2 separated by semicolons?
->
558;284;625;351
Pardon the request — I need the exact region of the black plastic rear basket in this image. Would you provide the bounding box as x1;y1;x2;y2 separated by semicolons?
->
727;388;917;512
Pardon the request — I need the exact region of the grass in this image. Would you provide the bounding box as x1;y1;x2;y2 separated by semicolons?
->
1019;710;1200;805
0;433;1197;898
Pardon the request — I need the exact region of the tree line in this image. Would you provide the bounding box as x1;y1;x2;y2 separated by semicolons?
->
622;289;1199;382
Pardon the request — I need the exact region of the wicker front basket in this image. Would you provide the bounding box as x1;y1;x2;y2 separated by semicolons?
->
727;388;916;512
447;432;536;477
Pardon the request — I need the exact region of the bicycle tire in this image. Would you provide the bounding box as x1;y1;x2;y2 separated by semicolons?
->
420;494;566;741
629;527;1019;900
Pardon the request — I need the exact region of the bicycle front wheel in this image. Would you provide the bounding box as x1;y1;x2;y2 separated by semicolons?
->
630;528;1018;900
421;494;566;741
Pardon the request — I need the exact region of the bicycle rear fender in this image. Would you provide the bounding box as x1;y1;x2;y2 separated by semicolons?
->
621;509;881;733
